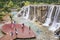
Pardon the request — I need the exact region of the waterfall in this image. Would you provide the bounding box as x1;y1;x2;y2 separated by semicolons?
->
49;6;60;32
14;6;30;19
13;5;60;32
43;6;54;26
21;6;28;17
24;6;30;19
32;6;36;22
22;7;26;17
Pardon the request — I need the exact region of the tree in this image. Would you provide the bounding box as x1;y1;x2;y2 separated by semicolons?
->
7;0;14;8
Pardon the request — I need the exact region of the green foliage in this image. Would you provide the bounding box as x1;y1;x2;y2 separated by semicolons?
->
34;2;38;5
0;16;3;21
0;0;60;13
0;12;6;21
7;0;14;8
24;1;30;6
0;12;5;16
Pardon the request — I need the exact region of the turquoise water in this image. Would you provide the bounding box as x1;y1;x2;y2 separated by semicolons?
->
16;18;43;36
11;11;17;16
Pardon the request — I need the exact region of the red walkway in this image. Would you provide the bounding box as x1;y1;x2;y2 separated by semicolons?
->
0;23;36;40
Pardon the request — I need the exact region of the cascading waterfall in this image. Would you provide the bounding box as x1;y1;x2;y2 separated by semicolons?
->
43;6;54;26
13;5;60;33
32;6;36;22
14;6;30;19
21;6;28;17
49;6;60;32
24;6;30;19
22;7;26;17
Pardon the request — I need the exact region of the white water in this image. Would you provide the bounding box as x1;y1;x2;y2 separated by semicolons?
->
43;6;54;27
32;6;36;22
14;6;29;18
16;6;30;19
24;6;30;19
49;6;60;32
14;7;24;18
14;5;60;32
22;8;26;17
